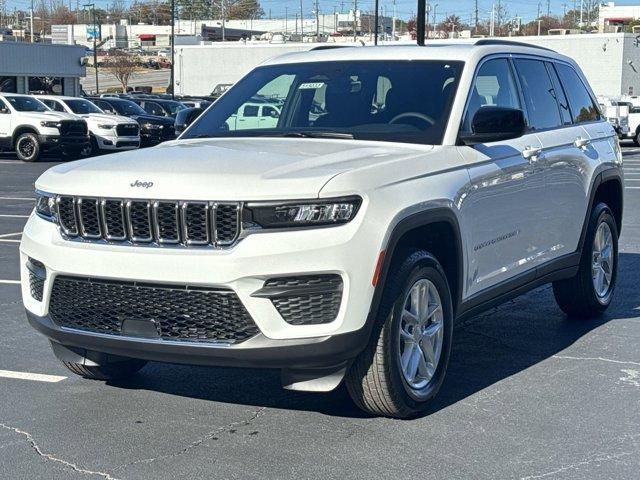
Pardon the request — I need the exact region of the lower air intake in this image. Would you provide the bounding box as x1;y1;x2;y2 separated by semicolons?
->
49;276;260;343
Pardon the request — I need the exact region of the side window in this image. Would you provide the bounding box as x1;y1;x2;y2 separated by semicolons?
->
96;101;114;113
243;105;259;117
464;58;520;131
514;58;562;130
144;102;165;116
545;62;572;126
555;63;601;124
49;100;66;112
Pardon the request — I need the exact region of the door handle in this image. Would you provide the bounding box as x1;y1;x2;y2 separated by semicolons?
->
574;137;591;149
522;146;542;161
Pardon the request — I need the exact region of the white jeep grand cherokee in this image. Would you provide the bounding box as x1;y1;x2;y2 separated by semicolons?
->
20;41;623;418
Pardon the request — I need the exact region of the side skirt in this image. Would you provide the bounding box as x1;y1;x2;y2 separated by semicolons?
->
456;252;580;322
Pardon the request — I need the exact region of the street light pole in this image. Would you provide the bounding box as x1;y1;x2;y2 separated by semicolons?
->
170;0;175;98
374;0;379;45
84;3;99;94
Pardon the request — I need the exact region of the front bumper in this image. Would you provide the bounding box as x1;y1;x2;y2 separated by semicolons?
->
39;134;89;152
21;205;381;350
26;310;368;370
95;134;140;151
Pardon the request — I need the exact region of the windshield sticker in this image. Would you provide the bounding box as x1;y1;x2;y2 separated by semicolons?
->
299;82;326;90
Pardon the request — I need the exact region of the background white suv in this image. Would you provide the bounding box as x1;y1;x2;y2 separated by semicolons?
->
37;95;140;155
21;41;623;418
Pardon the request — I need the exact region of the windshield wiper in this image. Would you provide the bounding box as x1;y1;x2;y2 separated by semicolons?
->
278;131;355;140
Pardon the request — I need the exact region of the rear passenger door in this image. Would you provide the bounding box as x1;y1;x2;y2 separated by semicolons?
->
554;62;617;251
513;57;588;263
458;57;547;298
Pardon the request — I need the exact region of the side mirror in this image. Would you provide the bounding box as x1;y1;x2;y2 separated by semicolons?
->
0;106;9;114
459;107;527;146
174;107;203;134
268;109;280;118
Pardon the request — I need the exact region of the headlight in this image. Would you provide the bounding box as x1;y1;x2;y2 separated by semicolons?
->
98;124;115;129
35;192;56;222
40;121;60;128
245;196;362;229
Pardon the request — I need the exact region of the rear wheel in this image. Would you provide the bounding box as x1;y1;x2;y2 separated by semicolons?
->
15;133;40;162
61;358;147;380
345;250;453;418
553;203;618;318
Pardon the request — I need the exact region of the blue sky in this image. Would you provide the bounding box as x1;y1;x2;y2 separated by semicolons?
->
4;0;639;23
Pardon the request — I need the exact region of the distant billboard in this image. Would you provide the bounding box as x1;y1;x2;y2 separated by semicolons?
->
86;24;100;41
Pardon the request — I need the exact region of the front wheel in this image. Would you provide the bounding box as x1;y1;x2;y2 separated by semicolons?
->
15;133;40;162
553;203;618;318
345;250;453;418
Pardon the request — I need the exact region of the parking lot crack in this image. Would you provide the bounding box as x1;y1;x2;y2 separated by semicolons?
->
0;422;120;480
519;451;634;479
114;406;266;471
552;355;640;366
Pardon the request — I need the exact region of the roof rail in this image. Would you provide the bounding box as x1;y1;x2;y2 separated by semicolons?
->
310;45;354;51
474;39;556;52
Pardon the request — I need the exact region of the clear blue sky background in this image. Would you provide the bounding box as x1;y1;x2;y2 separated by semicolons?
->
4;0;640;23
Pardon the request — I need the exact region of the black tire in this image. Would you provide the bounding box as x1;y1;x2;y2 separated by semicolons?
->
553;203;618;318
61;358;147;380
14;133;40;162
345;250;453;418
634;130;640;147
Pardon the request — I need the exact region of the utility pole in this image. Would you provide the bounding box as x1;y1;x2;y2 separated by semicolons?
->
579;0;583;27
29;0;34;42
374;0;379;44
538;19;542;35
490;3;495;36
474;0;479;33
352;0;357;42
392;0;396;40
300;0;304;37
84;3;98;93
285;6;288;33
170;0;174;97
221;0;225;41
315;0;319;38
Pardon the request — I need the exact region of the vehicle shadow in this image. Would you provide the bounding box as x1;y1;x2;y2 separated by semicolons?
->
109;252;640;419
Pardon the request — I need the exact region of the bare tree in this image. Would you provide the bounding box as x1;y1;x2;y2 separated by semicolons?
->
106;51;137;92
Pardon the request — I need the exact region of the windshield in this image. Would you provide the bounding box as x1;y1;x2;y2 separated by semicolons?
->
163;101;187;115
6;96;48;112
183;60;463;145
112;100;147;116
67;99;103;114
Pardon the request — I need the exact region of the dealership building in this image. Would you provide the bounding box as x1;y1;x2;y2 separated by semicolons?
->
0;41;86;95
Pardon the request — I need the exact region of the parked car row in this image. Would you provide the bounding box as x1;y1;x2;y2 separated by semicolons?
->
0;93;184;162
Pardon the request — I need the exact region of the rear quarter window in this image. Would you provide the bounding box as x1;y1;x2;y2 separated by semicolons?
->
554;63;601;124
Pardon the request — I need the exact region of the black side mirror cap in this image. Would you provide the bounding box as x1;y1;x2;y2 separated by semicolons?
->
459;107;527;146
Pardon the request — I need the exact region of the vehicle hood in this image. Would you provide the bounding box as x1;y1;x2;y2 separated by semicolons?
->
130;114;174;126
36;137;432;201
19;111;78;122
76;113;132;125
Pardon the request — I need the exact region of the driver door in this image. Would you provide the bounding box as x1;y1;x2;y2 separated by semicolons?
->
458;57;547;298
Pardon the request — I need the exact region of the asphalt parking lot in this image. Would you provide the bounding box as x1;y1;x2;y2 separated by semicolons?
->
0;148;639;480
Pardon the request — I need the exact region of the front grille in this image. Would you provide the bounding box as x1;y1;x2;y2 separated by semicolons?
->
116;124;140;137
161;126;176;139
263;275;343;325
59;120;88;136
55;195;242;248
49;276;260;343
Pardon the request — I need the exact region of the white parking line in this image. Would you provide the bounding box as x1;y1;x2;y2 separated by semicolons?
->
0;214;29;218
0;279;20;284
0;239;20;243
0;197;34;201
0;370;66;383
0;232;21;238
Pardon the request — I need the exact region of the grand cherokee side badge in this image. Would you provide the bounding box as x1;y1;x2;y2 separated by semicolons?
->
130;180;154;188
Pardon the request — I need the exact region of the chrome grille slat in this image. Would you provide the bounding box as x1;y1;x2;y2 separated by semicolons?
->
77;198;102;239
54;196;241;248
